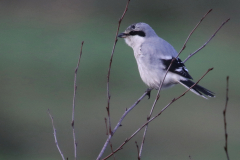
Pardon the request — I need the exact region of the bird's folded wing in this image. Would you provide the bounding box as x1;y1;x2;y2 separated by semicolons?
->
161;57;193;79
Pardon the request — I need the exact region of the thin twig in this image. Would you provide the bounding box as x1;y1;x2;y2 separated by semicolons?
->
104;118;116;160
109;143;116;160
106;0;130;137
135;141;140;160
104;118;108;135
72;41;84;160
48;109;65;160
97;1;130;160
183;18;230;63
103;68;213;159
223;76;230;160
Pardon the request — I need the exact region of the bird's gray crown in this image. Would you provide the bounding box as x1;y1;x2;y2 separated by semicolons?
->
124;22;157;37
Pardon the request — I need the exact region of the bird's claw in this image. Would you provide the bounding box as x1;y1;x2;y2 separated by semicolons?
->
146;88;152;99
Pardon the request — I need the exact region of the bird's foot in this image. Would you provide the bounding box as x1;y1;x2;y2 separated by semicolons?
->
146;88;152;99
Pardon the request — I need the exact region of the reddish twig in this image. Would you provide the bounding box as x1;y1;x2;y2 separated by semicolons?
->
97;1;130;159
48;109;65;160
183;18;230;63
104;118;116;160
72;41;84;160
103;68;213;159
109;143;116;160
104;118;108;135
135;141;140;160
223;76;230;160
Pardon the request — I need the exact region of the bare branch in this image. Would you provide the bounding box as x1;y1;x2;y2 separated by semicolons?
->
103;68;213;159
183;18;230;63
97;1;130;159
223;76;230;160
72;41;84;160
106;0;130;136
48;109;65;160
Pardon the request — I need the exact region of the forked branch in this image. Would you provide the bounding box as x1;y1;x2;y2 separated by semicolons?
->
97;91;147;160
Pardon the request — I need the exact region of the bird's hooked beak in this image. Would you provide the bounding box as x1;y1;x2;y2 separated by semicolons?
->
118;32;128;38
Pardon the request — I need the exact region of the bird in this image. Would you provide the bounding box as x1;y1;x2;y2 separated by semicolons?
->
118;22;215;99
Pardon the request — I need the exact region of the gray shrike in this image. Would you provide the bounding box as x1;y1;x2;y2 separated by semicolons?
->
118;22;215;99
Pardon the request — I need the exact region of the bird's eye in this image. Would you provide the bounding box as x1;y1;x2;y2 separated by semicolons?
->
131;25;135;29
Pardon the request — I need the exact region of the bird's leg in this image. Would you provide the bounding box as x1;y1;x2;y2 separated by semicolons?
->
146;88;152;99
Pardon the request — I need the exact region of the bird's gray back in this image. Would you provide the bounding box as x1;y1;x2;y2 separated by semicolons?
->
141;36;178;59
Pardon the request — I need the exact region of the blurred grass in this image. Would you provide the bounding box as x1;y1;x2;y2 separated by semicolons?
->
0;0;240;160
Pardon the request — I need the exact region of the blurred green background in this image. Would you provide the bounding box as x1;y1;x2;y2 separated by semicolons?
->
0;0;239;159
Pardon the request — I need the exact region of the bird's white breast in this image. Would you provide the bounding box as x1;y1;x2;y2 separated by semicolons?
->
124;35;179;90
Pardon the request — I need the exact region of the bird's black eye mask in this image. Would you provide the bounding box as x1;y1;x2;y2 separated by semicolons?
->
129;31;146;37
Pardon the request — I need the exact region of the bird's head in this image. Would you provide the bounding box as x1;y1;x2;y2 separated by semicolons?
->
118;22;157;48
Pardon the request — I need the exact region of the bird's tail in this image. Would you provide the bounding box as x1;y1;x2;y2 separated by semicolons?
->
179;80;215;99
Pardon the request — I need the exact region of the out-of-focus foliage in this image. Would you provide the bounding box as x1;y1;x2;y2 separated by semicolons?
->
0;0;239;159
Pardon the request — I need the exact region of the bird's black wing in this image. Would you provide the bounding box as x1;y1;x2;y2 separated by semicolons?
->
161;57;193;79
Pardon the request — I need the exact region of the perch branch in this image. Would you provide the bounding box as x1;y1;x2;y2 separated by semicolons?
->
223;76;230;160
103;68;213;159
48;109;65;160
97;91;147;160
72;41;84;160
